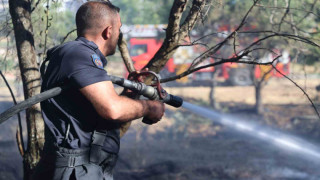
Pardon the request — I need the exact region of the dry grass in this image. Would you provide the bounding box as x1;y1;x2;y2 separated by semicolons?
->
166;77;319;105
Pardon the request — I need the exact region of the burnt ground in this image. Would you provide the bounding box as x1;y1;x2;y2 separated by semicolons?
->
0;101;320;180
114;102;320;180
1;78;320;179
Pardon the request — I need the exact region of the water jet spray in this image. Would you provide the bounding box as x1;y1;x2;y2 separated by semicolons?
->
182;101;320;161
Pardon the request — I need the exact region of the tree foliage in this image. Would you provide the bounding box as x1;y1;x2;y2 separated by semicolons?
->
112;0;174;24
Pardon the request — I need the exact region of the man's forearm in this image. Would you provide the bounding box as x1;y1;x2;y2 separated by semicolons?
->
80;81;163;124
106;95;153;122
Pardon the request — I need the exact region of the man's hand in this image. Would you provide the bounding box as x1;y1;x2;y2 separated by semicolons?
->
121;68;150;98
142;101;165;125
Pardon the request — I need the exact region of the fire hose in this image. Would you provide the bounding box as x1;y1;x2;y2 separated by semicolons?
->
0;71;183;124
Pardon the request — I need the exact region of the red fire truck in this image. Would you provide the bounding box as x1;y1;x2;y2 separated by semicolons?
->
122;24;290;86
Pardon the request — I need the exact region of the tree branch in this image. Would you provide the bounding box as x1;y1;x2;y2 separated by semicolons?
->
31;0;42;12
42;0;52;57
180;0;206;40
117;32;136;138
60;29;77;44
0;70;25;156
277;0;290;32
256;3;320;18
143;0;188;73
160;51;276;83
144;0;208;74
271;64;320;119
118;32;135;73
189;0;261;70
296;0;318;26
165;0;188;41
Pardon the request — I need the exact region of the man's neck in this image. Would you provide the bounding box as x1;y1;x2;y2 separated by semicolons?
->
83;35;107;56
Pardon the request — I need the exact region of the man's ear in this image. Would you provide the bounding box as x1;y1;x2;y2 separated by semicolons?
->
102;26;112;40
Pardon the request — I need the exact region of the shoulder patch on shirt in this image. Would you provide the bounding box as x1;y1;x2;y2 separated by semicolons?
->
91;54;104;69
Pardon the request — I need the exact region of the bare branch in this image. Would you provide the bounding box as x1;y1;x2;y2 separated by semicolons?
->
296;0;318;26
269;0;277;26
118;32;135;73
60;28;77;44
256;3;320;18
271;64;320;119
277;0;290;32
43;0;51;56
31;0;42;12
239;32;320;53
189;0;261;70
0;70;26;155
16;126;25;156
161;51;277;83
117;32;136;137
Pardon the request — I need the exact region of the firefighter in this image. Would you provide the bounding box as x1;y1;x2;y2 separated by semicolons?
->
32;1;165;180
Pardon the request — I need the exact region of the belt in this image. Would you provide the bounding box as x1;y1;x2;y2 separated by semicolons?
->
55;153;90;168
42;147;91;168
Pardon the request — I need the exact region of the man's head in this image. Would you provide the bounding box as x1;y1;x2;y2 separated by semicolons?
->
76;1;121;56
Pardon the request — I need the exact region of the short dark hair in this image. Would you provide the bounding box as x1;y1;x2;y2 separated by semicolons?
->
76;1;120;37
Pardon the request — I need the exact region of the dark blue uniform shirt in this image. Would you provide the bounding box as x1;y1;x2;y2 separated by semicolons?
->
41;37;120;154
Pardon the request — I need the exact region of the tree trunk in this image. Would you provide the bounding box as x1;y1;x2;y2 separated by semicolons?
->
255;82;263;114
210;69;220;109
8;0;44;179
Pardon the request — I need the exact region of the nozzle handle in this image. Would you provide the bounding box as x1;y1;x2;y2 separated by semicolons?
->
163;94;183;108
142;117;154;125
110;75;183;107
